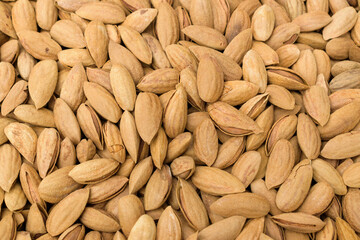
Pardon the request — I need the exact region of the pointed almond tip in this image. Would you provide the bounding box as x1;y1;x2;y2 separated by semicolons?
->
128;187;135;195
265;181;275;190
253;126;264;135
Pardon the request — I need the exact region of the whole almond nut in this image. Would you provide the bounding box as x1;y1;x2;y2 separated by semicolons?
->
13;104;55;127
157;206;182;240
210;192;270;218
129;157;153;194
11;0;37;34
28;60;58;109
1;80;28;116
323;7;357;40
118;194;144;236
251;41;279;66
197;56;224;103
225;9;250;43
83;82;122;123
128;214;156;240
236;217;265;240
265;139;295;189
246;106;274;151
266;84;295;110
1;39;20;64
36;0;58;31
46;188;89;236
54;98;81;145
293;11;332;32
123;8;158;33
265;114;297;154
60;64;86;111
5;122;37;164
86;175;128;204
163;84;188;138
176;6;192;41
18;30;62;60
276;44;300;67
242;49;267;93
220;80;259;106
17;48;36;80
76;2;125;24
266;23;300;50
19;163;45;208
165;44;198;72
156;2;179;49
252;4;275;41
342;162;360;187
176;178;209;230
150;127;168;169
58;49;95;67
312;158;347;195
239;93;269;119
198;216;245;240
80;207;120;232
26;203;48;237
298;181;334;215
109;40;144;84
315;217;336;240
110;64;136;112
0;62;15;103
272;212;325;233
144;165;172;211
118;25;152;65
166;132;192;163
326;37;355;60
38;166;82;203
302;85;330;127
182;25;228;51
137;68;180;94
134;92;162;145
342;189;360;232
36;128;60;178
318;101;360;140
207;101;263;136
0;2;16;39
69;158;120;184
329;68;360;92
224;28;252;64
85;21;109;68
120;110;140;162
297;113;321;159
266;66;309;90
336;217;359;240
0;144;21;192
189;45;243;81
0;212;16;240
292;49;317;86
192;166;245;195
275;159;313;212
213;136;245;169
231;151;261;188
180;67;205;111
321;131;360;160
190;0;213;28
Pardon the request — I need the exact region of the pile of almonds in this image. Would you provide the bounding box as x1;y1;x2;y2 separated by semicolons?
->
1;0;360;239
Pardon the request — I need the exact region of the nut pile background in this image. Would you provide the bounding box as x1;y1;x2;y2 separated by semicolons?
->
0;0;360;239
